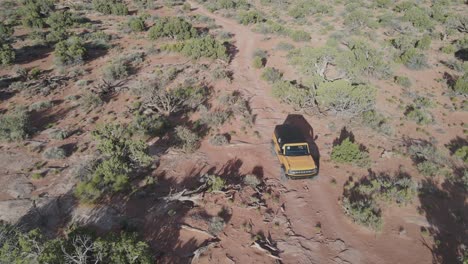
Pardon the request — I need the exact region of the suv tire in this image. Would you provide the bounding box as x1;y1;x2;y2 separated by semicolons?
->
280;167;288;182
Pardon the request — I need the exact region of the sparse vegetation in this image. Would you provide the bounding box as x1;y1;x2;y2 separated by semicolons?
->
148;17;198;40
127;16;146;32
162;36;228;60
43;146;67;159
261;67;283;83
408;142;447;177
453;73;468;95
331;138;370;167
92;0;128;16
343;172;416;230
209;133;229;146
0;108;30;142
75;124;151;203
0;223;153;263
316;80;376;116
175;126;200;153
54;36;86;66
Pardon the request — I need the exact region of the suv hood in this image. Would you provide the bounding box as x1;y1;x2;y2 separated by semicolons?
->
284;155;316;170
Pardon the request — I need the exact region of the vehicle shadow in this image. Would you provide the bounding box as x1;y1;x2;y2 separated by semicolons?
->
283;114;320;171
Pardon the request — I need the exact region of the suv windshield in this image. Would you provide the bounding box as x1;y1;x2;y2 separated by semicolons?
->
284;145;309;156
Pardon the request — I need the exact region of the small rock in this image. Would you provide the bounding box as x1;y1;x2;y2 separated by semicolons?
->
7;178;35;199
381;149;394;159
0;199;34;223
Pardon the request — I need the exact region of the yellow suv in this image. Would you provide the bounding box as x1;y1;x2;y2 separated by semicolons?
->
271;124;318;180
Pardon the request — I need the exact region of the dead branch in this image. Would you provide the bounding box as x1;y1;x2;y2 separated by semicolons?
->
250;240;282;260
160;182;208;205
180;224;216;239
189;239;219;264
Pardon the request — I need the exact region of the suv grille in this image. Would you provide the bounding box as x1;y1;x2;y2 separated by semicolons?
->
288;168;317;175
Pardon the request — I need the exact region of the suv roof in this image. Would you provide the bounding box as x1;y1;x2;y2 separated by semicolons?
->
274;124;306;144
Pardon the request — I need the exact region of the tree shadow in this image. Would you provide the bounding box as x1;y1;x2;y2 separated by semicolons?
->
443;72;456;88
16;190;78;236
14;45;53;65
445;136;467;155
333;126;355;146
29;104;79;134
455;48;468;61
224;42;239;64
418;179;467;264
283;114;321;170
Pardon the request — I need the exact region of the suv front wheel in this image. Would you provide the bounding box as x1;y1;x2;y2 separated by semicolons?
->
280;167;288;182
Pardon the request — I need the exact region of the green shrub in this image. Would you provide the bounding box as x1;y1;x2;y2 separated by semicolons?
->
344;8;370;30
204;0;249;12
29;100;53;111
92;0;128;15
76;124;151;203
454;146;468;163
175;126;200;153
19;0;55;29
316;80;376;116
272;80;310;109
276;42;294;51
209;134;229;146
43;146;67;159
208;216;225;235
46;10;75;30
441;45;456;54
394;76;412;88
162;36;228;60
133;0;154;9
206;174;226;192
342;198;382;230
361;110;392;135
342;172;416;229
405;106;433;125
136;81;206;115
0;43;15;65
403;6;434;30
54;36;86;65
288;29;311;42
243;174;261;188
131;114;168;137
48;129;69;140
375;0;392;8
127;16;146;32
92;124;152;166
400;48;428;70
148;17;197;40
454;73;468;95
287;1;332;19
103;59;129;82
182;3;191;11
199;108;232;128
408;143;447;177
331;138;370;167
0;108;30;142
80;92;103;110
416;34;431;50
237;10;263;25
0;22;14;42
252;56;264;68
261;67;283;83
339;39;392;79
0;224;153;264
445;14;468;33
